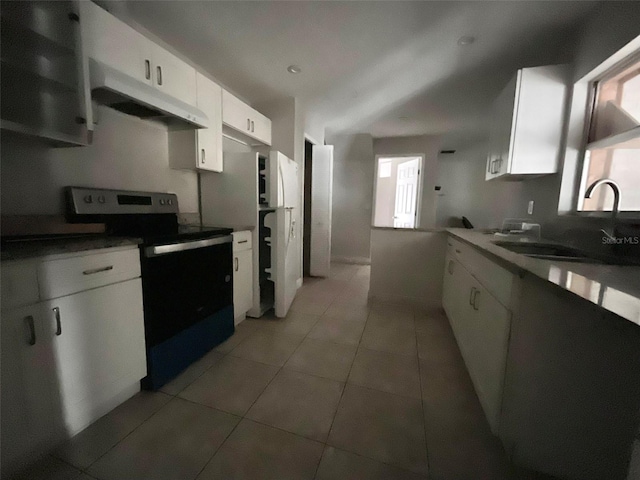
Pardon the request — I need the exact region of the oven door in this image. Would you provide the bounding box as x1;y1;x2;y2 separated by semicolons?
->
141;235;233;347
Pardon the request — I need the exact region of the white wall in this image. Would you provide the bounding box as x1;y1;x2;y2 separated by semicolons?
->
327;133;375;263
1;106;199;215
373;135;441;228
369;229;447;310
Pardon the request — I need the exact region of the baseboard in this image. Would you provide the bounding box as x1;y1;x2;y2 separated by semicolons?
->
331;256;371;265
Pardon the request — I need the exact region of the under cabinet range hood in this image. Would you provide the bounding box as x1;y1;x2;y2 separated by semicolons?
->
89;60;208;129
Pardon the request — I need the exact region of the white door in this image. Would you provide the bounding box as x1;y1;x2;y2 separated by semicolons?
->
195;72;223;172
80;1;152;85
233;249;253;323
310;145;334;277
49;279;146;434
1;303;65;474
151;45;197;107
273;207;300;317
393;158;420;228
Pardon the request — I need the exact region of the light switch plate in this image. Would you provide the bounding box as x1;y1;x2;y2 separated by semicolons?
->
527;200;534;215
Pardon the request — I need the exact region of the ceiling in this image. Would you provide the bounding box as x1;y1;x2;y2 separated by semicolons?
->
110;1;599;143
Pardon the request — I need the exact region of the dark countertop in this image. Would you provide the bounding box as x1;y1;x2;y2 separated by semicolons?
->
447;228;640;326
1;235;142;262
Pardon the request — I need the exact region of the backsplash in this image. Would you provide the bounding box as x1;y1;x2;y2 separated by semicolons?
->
0;105;199;216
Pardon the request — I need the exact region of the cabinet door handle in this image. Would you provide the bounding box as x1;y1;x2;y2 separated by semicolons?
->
53;307;62;336
83;265;113;275
25;315;36;346
473;290;481;310
234;257;239;272
247;118;251;131
448;260;454;275
201;148;206;164
157;66;163;85
145;59;151;80
251;120;255;132
469;287;475;305
238;239;248;244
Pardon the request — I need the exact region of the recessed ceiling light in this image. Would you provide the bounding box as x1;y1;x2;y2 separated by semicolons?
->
457;36;476;46
287;65;302;74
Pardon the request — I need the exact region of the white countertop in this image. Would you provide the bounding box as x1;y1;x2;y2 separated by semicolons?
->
447;229;640;326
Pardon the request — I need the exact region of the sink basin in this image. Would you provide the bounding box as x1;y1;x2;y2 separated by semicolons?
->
492;240;630;265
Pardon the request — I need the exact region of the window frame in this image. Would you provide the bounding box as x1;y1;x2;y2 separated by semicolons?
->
371;153;425;229
558;35;640;220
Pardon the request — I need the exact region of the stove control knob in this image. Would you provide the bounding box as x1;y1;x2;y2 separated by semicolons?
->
159;199;166;205
98;195;106;204
225;275;231;283
84;195;93;204
168;199;173;205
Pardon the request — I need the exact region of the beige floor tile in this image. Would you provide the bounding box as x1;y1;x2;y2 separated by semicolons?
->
323;303;370;322
87;398;239;480
367;310;416;331
8;455;83;480
419;358;476;402
196;419;324;480
307;316;366;346
284;338;357;382
315;446;426;480
179;356;279;415
416;331;463;365
259;311;321;336
246;369;344;442
414;310;450;334
55;391;172;469
290;295;333;316
229;332;305;366
214;321;260;353
360;324;417;356
160;349;224;395
327;384;428;475
348;347;421;399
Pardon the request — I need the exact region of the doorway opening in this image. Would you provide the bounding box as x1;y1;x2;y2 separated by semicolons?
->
373;155;423;229
303;139;313;277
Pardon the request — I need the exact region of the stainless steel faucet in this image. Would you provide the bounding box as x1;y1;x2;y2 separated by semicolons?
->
584;178;622;219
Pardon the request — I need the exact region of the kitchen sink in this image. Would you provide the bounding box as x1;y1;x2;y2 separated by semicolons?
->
492;240;632;265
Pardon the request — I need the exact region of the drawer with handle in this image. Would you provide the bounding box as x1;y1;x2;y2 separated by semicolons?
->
38;247;141;300
232;230;252;252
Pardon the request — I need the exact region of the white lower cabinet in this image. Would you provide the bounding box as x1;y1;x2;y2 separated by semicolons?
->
232;231;253;324
1;303;64;474
48;278;146;434
0;248;146;477
442;242;512;434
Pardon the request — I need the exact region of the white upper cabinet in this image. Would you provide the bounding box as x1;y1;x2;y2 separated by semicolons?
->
168;72;223;172
80;1;196;107
150;45;197;107
486;65;568;180
222;90;272;145
80;1;152;85
195;73;223;172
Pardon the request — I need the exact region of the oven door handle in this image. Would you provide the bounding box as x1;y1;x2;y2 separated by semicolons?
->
144;235;232;257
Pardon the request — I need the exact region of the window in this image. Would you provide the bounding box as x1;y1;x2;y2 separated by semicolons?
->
372;155;423;228
579;53;640;213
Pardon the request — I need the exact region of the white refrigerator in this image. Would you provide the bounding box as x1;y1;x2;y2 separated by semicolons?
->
263;152;299;317
200;150;300;318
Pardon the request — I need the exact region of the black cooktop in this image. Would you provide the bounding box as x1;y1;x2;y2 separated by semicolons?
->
142;225;233;246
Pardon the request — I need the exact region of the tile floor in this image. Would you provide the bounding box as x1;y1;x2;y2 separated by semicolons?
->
15;263;543;480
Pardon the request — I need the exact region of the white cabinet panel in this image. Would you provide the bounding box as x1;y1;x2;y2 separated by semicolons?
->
1;303;65;475
48;278;146;434
233;249;253;323
80;1;152;85
151;45;197;107
222;89;272;145
195;73;223;172
1;260;39;310
486;65;567;180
